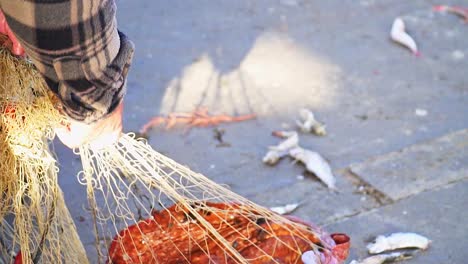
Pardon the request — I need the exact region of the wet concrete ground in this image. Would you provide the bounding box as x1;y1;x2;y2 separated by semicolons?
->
55;0;468;262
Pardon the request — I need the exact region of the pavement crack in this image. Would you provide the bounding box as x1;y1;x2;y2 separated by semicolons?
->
321;210;363;226
340;168;393;206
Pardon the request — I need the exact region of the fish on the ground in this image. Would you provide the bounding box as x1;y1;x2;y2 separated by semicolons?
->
367;232;430;254
296;109;327;136
390;18;420;56
289;147;336;190
269;203;301;215
349;252;411;264
262;131;298;165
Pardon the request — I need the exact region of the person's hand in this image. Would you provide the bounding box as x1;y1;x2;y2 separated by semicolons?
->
55;102;124;150
0;10;25;56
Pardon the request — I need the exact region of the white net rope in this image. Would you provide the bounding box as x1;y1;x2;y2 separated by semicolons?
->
79;134;324;263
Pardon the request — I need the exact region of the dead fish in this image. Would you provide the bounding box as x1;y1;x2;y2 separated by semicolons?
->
350;252;411;264
296;109;326;136
390;18;420;56
289;147;336;189
263;150;288;165
269;203;301;215
367;232;430;254
263;131;298;165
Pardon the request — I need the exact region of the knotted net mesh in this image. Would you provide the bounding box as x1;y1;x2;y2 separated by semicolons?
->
0;39;88;263
79;135;324;263
0;34;335;263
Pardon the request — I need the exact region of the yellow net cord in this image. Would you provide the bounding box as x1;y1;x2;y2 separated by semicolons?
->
0;40;88;263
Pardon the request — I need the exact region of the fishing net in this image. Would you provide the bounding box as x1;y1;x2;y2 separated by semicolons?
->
79;135;349;263
0;38;88;263
0;34;349;263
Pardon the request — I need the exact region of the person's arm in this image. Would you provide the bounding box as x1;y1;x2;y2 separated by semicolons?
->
0;0;134;148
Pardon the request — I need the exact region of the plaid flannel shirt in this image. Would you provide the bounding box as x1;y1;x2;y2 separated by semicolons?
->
0;0;134;123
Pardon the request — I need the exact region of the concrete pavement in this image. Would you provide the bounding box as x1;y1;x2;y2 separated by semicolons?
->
55;0;468;262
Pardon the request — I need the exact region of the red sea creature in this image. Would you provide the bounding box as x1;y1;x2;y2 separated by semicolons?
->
108;202;350;264
140;108;256;135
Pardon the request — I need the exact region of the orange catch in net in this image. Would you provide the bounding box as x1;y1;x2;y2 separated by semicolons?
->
108;202;349;264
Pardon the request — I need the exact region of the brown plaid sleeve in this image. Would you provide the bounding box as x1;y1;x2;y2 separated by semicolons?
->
0;0;134;124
